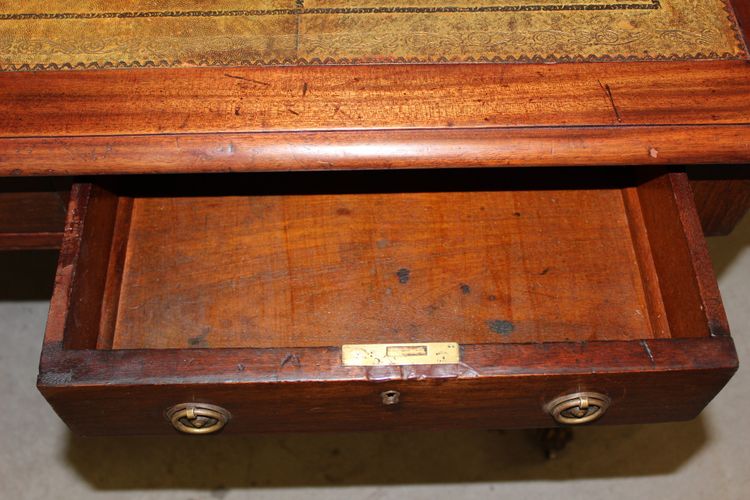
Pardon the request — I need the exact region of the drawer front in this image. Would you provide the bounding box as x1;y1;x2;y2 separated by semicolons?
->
38;340;736;436
37;170;737;435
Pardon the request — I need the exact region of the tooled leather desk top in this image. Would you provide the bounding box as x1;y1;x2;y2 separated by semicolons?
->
0;0;745;71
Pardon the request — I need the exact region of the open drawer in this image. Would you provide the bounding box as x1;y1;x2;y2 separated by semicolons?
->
38;169;737;435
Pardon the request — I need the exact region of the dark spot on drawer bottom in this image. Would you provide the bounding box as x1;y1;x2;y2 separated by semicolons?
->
488;319;515;336
396;268;411;284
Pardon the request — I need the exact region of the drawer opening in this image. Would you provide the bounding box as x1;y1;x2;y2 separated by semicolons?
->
57;168;724;351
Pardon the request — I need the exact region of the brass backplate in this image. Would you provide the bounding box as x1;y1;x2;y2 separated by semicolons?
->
342;342;460;366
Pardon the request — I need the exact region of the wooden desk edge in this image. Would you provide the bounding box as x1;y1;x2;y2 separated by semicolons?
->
0;124;748;176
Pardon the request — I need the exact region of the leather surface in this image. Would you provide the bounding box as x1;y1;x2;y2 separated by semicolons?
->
0;0;745;70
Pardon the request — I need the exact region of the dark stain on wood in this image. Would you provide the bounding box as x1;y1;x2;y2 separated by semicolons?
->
488;319;515;336
188;327;210;347
513;212;521;217
396;268;411;284
540;267;550;275
488;295;497;301
460;283;471;295
708;319;731;337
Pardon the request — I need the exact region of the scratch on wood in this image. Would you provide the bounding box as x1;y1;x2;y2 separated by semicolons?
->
598;80;622;123
281;353;301;368
223;73;270;86
640;340;655;364
332;105;352;119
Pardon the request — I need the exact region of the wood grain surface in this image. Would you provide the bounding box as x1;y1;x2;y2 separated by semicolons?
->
38;338;738;435
3;61;749;137
689;166;750;236
0;178;68;249
635;172;730;339
1;61;750;175
2;126;750;176
734;0;750;44
111;184;650;349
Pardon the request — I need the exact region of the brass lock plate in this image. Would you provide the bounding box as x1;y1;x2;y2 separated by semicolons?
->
342;342;460;366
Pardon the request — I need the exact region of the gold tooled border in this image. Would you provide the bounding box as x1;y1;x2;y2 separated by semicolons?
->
0;0;747;71
0;1;663;20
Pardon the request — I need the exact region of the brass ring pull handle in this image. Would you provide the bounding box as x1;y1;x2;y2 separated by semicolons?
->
545;392;610;425
166;403;231;434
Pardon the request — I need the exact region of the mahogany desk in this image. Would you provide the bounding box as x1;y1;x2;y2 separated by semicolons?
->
0;1;748;437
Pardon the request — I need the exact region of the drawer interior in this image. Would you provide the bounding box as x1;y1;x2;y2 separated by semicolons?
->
62;169;716;350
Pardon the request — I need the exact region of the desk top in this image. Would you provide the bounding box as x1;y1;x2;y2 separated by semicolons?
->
0;0;745;70
0;1;748;175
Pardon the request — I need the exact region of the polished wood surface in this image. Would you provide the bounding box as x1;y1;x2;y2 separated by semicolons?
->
39;338;737;435
3;61;749;136
2;126;750;176
690;167;750;236
63;184;122;350
734;0;750;42
636;172;730;338
0;233;63;250
37;170;736;435
0;179;68;249
1;61;749;175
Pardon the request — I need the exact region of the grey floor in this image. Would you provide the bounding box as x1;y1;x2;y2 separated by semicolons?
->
1;217;749;500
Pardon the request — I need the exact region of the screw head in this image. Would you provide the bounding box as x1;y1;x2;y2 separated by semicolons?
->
381;390;401;405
